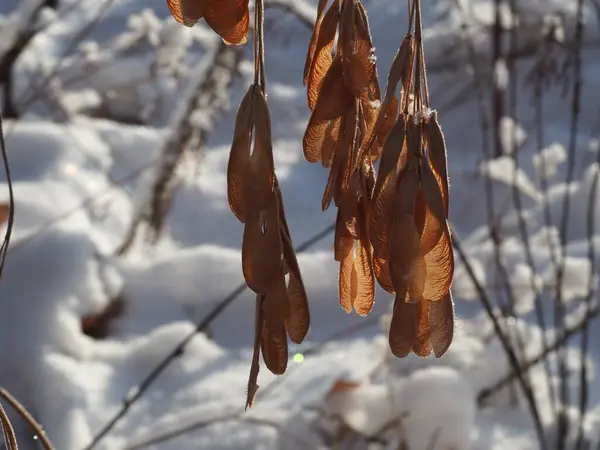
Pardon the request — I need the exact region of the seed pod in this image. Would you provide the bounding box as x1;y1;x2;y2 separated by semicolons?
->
167;0;211;27
280;225;310;344
413;299;432;356
227;85;255;222
388;295;418;358
312;57;355;121
242;202;283;294
424;111;450;217
306;2;340;110
204;0;250;45
429;293;455;357
303;0;333;84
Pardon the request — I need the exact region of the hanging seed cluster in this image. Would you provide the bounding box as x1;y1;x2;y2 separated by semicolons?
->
303;0;455;358
303;0;399;316
228;84;310;408
166;0;455;407
367;10;455;357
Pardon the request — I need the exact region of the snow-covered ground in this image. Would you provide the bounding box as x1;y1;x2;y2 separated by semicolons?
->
1;0;600;448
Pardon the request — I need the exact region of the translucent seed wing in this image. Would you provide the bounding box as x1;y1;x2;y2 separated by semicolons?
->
429;293;455;357
166;0;210;26
227;85;255;222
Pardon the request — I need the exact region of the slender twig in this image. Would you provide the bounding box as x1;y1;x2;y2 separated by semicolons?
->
556;1;585;447
506;0;556;424
575;128;599;450
83;222;336;450
0;389;54;450
478;303;600;405
11;0;115;121
460;8;540;432
123;413;311;450
116;41;242;254
0;400;17;450
530;11;561;420
452;229;546;444
6;157;158;257
0;102;15;279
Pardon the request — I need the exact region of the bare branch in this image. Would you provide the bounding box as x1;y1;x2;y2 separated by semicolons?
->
116;41;242;253
0;388;55;450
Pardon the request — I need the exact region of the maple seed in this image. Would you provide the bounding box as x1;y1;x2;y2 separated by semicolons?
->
166;0;250;45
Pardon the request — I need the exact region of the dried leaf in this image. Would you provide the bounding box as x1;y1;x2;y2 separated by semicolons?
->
227;85;255;222
429;293;455;357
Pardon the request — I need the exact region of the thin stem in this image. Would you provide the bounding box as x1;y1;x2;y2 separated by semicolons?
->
408;0;416;34
82;222;336;450
0;102;14;279
452;230;546;442
257;0;267;91
506;0;557;425
415;0;429;108
0;388;55;450
253;0;260;86
412;0;423;114
0;400;17;450
556;0;585;446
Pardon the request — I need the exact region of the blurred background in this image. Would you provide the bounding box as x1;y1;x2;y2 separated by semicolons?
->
0;0;599;448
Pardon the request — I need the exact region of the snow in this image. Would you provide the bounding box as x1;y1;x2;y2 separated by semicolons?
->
533;143;567;181
0;0;600;449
